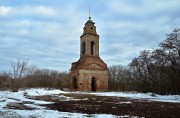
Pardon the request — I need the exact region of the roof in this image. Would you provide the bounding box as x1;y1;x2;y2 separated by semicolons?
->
71;56;107;70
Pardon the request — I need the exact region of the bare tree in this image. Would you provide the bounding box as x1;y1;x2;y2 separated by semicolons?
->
129;28;180;94
11;59;29;79
0;72;12;89
108;65;131;91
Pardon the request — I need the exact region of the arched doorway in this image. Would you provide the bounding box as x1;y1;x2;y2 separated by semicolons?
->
91;77;96;92
90;41;95;55
73;77;77;89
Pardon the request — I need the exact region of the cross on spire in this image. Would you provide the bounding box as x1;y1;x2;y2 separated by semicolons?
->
89;6;91;20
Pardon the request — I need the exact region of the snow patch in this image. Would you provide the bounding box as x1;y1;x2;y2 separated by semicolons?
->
24;104;46;109
0;110;139;118
116;102;132;104
88;92;180;103
26;88;65;96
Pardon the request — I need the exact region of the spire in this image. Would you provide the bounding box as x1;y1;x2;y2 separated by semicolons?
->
86;7;94;24
89;6;91;20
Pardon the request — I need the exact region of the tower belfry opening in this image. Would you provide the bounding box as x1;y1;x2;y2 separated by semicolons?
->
82;42;86;55
70;12;108;91
91;41;95;55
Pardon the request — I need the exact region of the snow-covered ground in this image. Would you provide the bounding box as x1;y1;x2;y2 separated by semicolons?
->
1;109;127;118
89;91;180;103
26;88;180;103
0;88;180;118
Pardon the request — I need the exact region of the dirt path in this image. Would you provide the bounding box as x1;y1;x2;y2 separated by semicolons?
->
28;93;180;118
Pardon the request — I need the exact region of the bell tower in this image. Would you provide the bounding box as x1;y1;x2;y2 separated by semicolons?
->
70;13;108;91
80;15;99;57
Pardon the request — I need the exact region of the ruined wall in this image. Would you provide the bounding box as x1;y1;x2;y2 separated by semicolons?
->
70;69;108;91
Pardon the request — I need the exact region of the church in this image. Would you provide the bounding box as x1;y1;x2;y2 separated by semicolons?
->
70;14;108;91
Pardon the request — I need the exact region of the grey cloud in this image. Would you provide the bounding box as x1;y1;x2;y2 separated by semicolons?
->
0;0;180;72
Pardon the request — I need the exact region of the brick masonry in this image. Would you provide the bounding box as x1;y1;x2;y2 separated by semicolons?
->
70;17;108;91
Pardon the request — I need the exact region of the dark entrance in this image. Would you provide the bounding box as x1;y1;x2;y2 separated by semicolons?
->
73;77;78;89
91;77;96;92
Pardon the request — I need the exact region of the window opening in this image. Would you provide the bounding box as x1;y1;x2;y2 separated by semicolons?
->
82;42;86;55
91;41;95;55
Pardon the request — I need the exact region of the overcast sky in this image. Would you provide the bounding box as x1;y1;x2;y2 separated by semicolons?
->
0;0;180;72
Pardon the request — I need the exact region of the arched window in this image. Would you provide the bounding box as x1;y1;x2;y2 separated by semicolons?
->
91;41;95;55
82;42;86;55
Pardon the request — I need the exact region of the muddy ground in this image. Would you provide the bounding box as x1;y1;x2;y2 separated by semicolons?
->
25;93;180;118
